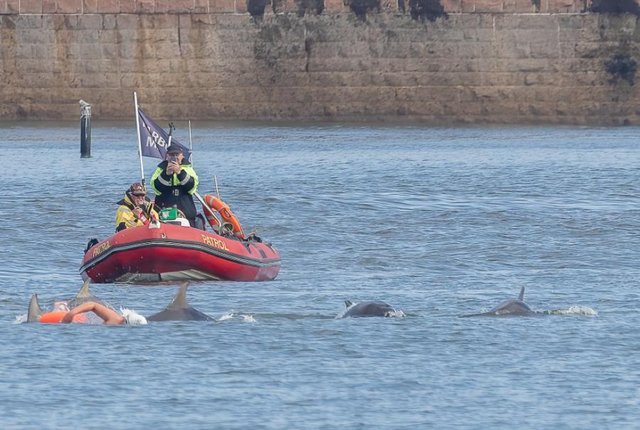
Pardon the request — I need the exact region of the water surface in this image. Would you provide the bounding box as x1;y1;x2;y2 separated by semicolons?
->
1;123;639;428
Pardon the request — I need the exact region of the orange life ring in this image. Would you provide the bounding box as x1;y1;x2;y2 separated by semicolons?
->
201;196;221;230
202;194;245;239
39;311;88;324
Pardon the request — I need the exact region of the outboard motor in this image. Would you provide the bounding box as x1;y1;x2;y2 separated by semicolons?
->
84;238;99;253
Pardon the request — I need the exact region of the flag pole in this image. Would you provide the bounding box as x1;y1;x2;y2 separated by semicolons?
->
188;120;193;166
133;91;145;188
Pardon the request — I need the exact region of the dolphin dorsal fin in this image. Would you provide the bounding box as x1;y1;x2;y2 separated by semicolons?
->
518;286;525;301
345;300;353;308
168;282;190;310
27;294;44;323
76;278;92;299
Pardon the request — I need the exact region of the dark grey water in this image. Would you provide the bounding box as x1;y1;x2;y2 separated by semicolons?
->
1;123;639;428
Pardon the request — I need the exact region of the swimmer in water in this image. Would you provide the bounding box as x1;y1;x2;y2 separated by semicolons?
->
61;302;147;325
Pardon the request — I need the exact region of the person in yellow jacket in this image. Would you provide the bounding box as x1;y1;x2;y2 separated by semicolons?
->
115;182;158;232
150;144;202;228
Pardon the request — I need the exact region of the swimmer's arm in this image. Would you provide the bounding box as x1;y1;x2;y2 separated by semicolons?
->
62;302;125;325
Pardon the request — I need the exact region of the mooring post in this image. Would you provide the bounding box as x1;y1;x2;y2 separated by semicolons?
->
80;99;92;158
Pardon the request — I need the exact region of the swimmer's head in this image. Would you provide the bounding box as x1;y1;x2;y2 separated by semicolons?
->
120;308;147;325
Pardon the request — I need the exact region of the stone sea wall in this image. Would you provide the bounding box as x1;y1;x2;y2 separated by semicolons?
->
0;0;638;124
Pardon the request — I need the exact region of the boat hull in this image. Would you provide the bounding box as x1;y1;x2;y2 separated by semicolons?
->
80;223;281;283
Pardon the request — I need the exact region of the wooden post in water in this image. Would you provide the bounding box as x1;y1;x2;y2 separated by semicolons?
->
80;100;92;158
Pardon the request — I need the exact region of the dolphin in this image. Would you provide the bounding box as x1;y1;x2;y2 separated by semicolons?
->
337;300;400;318
147;282;214;322
26;279;108;323
66;279;106;309
462;286;535;317
27;294;45;322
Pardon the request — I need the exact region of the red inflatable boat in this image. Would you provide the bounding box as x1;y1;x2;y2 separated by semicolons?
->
79;220;281;283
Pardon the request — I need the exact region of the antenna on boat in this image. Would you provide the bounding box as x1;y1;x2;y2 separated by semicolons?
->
133;91;145;188
166;122;177;171
188;120;194;165
214;175;221;199
167;122;175;145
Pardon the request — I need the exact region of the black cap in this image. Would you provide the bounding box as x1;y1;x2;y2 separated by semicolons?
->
166;144;183;155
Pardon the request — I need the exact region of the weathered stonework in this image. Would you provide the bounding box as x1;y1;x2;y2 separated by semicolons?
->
0;0;638;124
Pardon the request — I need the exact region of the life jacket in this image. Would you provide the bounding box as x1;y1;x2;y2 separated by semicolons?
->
39;311;88;324
115;193;156;232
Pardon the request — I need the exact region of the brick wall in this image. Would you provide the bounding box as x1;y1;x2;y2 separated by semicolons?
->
0;0;592;14
0;1;638;124
0;0;591;14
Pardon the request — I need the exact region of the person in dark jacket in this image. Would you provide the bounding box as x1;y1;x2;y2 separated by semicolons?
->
150;144;200;227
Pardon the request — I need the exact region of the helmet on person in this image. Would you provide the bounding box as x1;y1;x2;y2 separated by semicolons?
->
128;182;146;196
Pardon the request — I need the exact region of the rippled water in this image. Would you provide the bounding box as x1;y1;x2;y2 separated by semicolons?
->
1;123;639;428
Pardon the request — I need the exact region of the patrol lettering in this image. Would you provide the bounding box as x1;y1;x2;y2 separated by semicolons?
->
92;241;111;258
202;235;229;251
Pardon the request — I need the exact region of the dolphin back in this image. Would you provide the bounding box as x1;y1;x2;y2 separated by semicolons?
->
76;278;92;300
147;282;213;321
27;294;44;323
147;307;213;322
462;287;533;317
167;282;190;310
341;301;396;318
66;279;109;309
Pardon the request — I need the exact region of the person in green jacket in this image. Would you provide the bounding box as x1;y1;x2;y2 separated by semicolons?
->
151;144;201;227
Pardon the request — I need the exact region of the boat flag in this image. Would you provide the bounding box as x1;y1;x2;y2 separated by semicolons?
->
137;108;191;161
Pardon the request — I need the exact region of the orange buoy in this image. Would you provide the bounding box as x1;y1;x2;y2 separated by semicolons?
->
202;196;221;230
202;194;245;238
39;311;88;324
